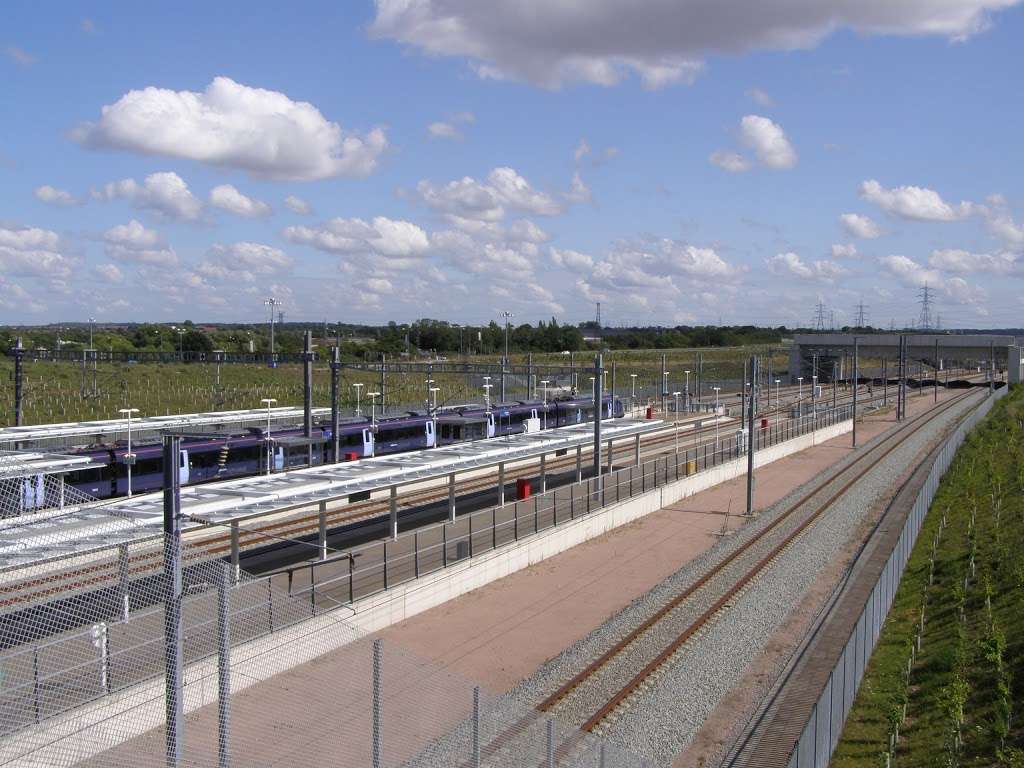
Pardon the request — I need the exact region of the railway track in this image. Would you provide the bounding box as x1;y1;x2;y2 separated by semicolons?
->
1;380;975;617
470;388;978;766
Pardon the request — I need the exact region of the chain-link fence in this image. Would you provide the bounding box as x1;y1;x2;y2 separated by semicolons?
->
0;527;651;766
265;404;855;608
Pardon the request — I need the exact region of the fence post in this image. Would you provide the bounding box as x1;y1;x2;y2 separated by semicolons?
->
118;542;130;623
348;554;354;604
372;639;383;768
163;434;184;768
33;646;40;723
492;507;497;549
414;531;420;578
546;719;555;768
472;685;481;768
218;563;231;768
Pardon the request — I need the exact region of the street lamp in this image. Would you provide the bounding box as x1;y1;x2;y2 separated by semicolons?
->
368;392;381;432
684;370;691;412
540;380;549;428
260;398;277;474
712;386;721;454
118;407;139;497
352;382;363;417
429;387;440;445
797;376;804;407
812;374;818;413
500;311;514;366
88;317;95;349
483;376;492;411
425;378;435;413
672;392;681;453
774;379;781;413
176;327;185;359
264;297;279;355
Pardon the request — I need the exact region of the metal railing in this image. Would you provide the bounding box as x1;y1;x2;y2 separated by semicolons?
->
274;404;855;608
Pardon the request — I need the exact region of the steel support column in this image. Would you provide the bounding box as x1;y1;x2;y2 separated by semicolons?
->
163;435;183;768
303;331;313;466
498;463;505;505
539;454;546;493
593;353;603;484
635;433;641;466
230;522;240;583
448;473;456;522
318;502;328;561
389;486;398;540
217;563;231;768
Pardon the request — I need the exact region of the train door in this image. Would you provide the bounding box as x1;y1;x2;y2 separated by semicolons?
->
425;420;436;448
362;428;375;457
20;474;45;512
485;412;495;438
606;400;613;418
274;447;285;471
576;408;583;424
179;449;190;485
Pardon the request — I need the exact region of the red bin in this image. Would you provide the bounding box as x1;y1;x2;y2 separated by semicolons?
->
760;418;769;431
515;478;531;500
344;452;359;462
646;406;654;419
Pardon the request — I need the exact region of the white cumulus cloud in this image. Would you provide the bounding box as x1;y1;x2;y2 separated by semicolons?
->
416;166;565;222
284;195;312;215
74;76;388;181
929;248;1017;274
283;216;431;270
840;213;881;239
860;180;973;222
878;254;942;287
103;219;178;267
768;252;846;281
550;247;594;270
831;243;858;258
709;150;751;173
0;224;74;279
739;115;797;169
209;184;272;218
93;172;203;221
34;185;79;206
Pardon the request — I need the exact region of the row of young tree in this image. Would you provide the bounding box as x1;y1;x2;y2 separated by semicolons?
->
2;318;795;359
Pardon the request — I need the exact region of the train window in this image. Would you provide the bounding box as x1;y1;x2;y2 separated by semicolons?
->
67;467;105;484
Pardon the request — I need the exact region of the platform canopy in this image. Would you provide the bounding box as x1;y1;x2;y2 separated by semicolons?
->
0;418;664;570
0;406;333;449
0;449;105;481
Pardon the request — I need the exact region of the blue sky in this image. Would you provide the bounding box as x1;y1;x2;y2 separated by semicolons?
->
2;0;1023;328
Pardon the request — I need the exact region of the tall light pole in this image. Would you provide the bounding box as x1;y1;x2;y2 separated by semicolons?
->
176;328;185;359
629;373;637;402
540;380;549;428
662;371;669;413
774;379;781;412
264;297;279;356
500;310;514;402
368;392;380;432
260;397;277;474
352;382;363;417
429;387;440;445
673;392;681;453
797;376;804;412
424;378;435;413
684;370;691;412
483;376;492;411
713;387;721;454
812;374;818;415
118;407;139;497
88;317;95;350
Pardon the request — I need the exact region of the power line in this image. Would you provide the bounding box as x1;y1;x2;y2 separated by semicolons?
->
854;301;868;328
813;301;827;331
917;283;934;330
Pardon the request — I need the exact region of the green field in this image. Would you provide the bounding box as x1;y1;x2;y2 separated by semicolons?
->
0;346;789;427
833;385;1024;767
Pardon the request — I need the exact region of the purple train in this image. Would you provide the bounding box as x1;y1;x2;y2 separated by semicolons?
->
64;395;625;499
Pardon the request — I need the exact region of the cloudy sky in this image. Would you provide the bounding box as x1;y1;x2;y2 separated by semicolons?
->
3;1;1023;328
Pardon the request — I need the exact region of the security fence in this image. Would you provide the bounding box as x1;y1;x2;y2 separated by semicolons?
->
780;386;1006;768
270;404;855;609
0;535;650;767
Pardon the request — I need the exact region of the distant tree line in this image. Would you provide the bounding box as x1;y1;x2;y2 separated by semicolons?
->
7;318;998;360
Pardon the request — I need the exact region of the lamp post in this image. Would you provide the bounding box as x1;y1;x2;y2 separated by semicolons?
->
483;376;492;411
662;371;669;412
176;328;185;359
352;383;363;417
684;370;691;412
260;398;277;474
118;407;139;497
368;392;380;432
88;317;95;350
429;387;440;445
812;374;818;414
264;297;278;355
797;376;804;408
713;386;721;454
540;380;549;428
672;392;681;453
774;379;781;413
425;378;435;413
629;373;637;412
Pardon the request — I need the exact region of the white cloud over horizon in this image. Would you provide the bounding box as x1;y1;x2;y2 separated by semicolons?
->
74;77;388;181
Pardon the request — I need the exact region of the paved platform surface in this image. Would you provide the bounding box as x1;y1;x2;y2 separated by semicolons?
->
377;390;950;691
